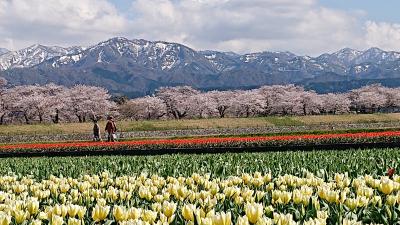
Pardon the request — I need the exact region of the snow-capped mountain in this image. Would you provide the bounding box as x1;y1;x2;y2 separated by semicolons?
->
49;37;217;75
2;37;400;96
199;50;241;72
0;48;9;56
0;44;82;71
354;47;400;65
317;47;400;69
316;48;363;70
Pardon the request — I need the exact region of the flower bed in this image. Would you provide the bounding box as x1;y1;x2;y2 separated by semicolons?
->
2;131;400;154
0;171;399;224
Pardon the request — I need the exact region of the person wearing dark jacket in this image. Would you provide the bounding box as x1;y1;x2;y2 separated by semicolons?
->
105;116;117;142
93;120;102;141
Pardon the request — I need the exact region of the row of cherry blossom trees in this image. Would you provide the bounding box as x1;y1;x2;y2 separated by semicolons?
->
119;84;400;120
1;76;399;124
0;79;116;124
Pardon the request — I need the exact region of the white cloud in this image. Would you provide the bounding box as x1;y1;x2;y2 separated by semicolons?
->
0;0;398;55
0;0;128;49
365;21;400;51
127;0;365;55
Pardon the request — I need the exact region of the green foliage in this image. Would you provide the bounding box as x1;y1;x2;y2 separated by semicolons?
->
0;147;398;179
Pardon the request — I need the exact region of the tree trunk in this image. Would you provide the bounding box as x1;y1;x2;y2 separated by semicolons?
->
171;110;179;119
177;111;187;119
0;113;5;125
52;109;60;124
157;113;166;119
246;107;251;118
303;104;307;116
24;114;30;124
218;106;226;118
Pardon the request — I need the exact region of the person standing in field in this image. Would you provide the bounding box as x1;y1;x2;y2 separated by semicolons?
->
93;120;102;142
105;116;117;142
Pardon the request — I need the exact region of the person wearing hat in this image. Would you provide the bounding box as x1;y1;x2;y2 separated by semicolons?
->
105;116;117;142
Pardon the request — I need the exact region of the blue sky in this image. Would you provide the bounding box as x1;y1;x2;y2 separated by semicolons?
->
0;0;400;55
110;0;400;23
320;0;400;23
110;0;134;16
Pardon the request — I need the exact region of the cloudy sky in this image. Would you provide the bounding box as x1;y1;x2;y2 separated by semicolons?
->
0;0;399;56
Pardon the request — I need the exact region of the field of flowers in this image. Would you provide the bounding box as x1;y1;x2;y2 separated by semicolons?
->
0;149;399;224
1;144;400;224
1;168;400;224
2;131;400;155
1;148;398;179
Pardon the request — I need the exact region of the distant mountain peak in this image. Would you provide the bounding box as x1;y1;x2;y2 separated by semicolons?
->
365;47;384;53
336;47;358;52
97;37;131;46
0;44;83;71
0;48;9;55
332;48;362;59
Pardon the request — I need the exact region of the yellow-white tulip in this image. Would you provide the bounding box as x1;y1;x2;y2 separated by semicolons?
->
91;205;110;222
245;203;263;224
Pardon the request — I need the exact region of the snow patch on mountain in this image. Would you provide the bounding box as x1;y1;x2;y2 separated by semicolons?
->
0;45;82;71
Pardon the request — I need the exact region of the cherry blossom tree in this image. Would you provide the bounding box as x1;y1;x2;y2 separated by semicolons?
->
204;90;236;118
155;86;200;119
349;84;389;113
0;77;7;86
231;90;264;117
6;84;65;123
36;84;66;123
186;93;217;118
119;96;166;120
298;90;323;115
257;85;304;115
382;87;400;112
8;85;41;124
320;93;351;114
64;85;117;122
0;77;10;124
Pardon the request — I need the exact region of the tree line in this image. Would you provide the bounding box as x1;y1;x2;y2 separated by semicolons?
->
121;84;400;121
0;78;115;124
0;76;399;124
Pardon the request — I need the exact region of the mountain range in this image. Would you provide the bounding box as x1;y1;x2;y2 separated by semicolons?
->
0;48;9;55
1;37;400;97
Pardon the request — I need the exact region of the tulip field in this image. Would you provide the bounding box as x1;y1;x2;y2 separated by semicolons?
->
2;131;400;156
1;147;400;224
1;127;400;224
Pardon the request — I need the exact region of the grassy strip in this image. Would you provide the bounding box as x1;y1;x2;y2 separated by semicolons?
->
196;127;400;138
0;147;397;179
1;113;400;136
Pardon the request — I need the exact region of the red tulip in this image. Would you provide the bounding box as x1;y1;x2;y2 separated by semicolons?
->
1;130;400;150
388;168;396;178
